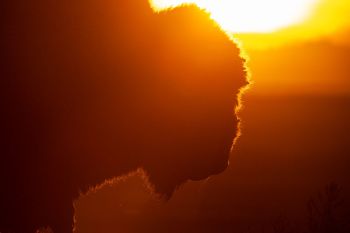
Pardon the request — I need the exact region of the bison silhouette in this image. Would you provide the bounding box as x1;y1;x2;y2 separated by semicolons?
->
0;0;248;232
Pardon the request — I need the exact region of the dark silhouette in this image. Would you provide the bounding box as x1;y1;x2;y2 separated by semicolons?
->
254;183;350;233
0;0;248;232
307;183;350;233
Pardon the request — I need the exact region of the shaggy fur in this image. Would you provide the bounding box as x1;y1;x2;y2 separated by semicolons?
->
0;0;248;232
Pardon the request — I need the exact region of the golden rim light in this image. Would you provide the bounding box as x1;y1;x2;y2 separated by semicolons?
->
151;0;317;33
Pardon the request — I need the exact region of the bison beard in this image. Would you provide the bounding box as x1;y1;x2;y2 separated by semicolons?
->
0;0;248;232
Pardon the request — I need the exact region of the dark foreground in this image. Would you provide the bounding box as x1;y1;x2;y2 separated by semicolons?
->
76;94;350;233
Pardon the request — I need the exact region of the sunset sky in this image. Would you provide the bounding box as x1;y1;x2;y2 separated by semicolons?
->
152;0;350;39
151;0;350;95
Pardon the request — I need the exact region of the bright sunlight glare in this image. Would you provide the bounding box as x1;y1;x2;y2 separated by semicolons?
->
151;0;317;33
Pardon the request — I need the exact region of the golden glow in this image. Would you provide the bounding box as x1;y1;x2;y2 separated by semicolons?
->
236;0;350;50
151;0;316;33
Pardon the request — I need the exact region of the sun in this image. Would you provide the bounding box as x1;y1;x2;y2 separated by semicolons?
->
151;0;317;33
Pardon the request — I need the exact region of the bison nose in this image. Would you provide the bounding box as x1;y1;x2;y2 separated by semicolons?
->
211;157;230;175
189;157;230;181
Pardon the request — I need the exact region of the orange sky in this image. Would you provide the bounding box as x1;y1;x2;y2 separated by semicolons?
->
238;0;350;96
233;0;350;96
236;0;350;49
151;0;350;95
151;0;350;48
152;0;317;33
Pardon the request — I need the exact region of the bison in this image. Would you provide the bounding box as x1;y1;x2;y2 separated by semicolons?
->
0;0;248;232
